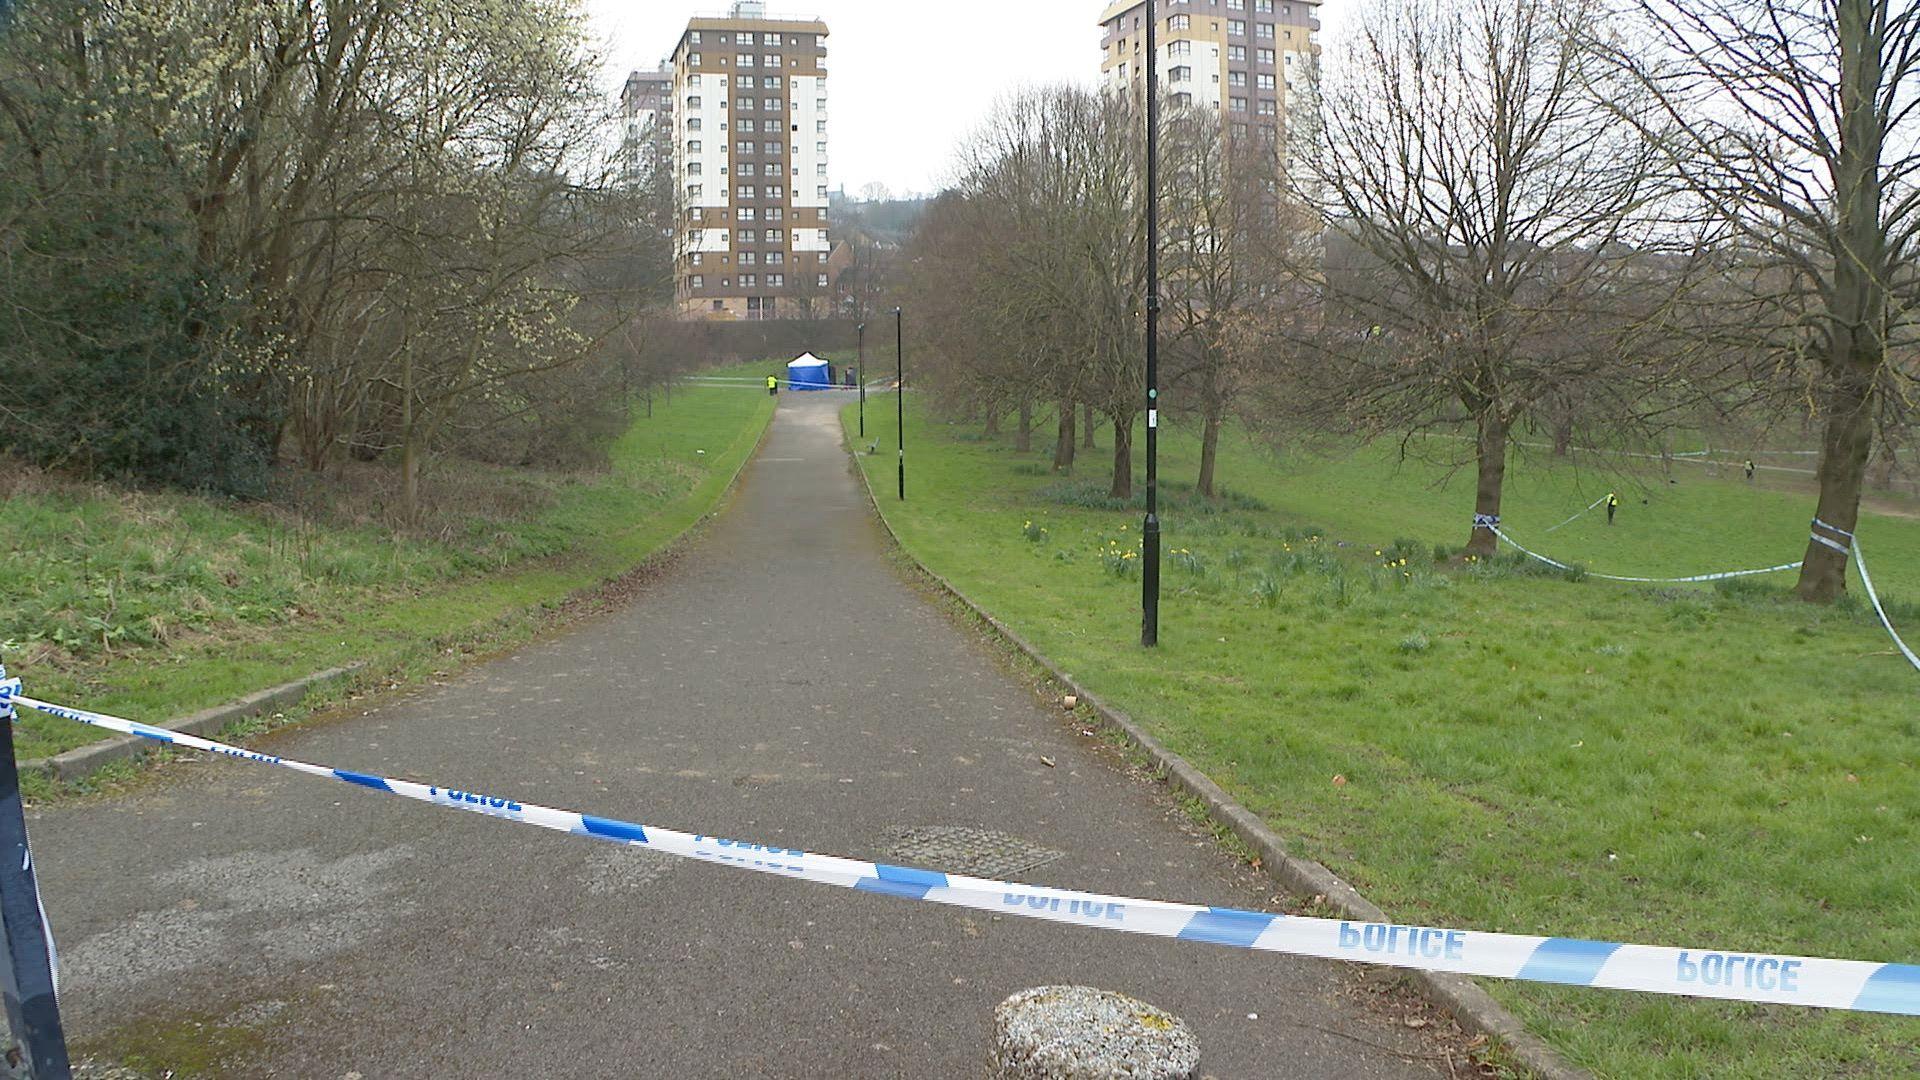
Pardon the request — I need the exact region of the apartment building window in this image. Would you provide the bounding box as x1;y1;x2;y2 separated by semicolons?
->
1258;73;1275;89
690;31;701;43
1228;71;1246;87
739;208;756;221
735;32;753;44
687;162;703;175
689;52;702;66
739;119;756;132
766;252;784;265
1255;0;1272;9
1169;14;1190;30
815;141;827;154
767;185;785;197
741;274;757;287
815;185;828;198
691;252;704;265
1228;20;1245;34
688;71;701;84
763;32;780;44
768;274;784;287
1257;23;1275;38
688;117;702;130
737;185;756;198
738;229;758;243
764;76;781;88
690;275;704;288
764;98;784;110
1257;48;1275;63
815;163;827;176
687;139;702;152
1169;66;1191;82
690;207;704;220
1172;92;1193;107
1258;99;1277;115
687;96;701;108
816;274;829;287
766;228;786;241
764;54;780;66
1230;97;1247;112
816;119;827;133
740;251;757;265
687;184;703;197
736;140;754;153
1227;0;1243;7
1232;122;1249;138
738;162;756;176
767;163;785;177
737;54;754;67
766;140;784;153
1227;45;1245;61
736;74;753;87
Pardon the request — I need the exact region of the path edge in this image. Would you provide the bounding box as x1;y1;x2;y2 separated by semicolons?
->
23;665;364;781
843;432;1588;1080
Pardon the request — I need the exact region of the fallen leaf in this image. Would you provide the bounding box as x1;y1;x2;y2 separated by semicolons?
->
1331;774;1348;787
1403;1016;1429;1029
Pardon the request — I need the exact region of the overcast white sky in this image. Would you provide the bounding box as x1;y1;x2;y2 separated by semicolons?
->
581;2;1120;197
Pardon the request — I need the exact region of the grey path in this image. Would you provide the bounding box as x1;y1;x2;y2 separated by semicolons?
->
29;395;1455;1077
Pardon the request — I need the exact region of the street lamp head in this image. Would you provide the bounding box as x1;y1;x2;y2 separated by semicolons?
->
858;323;866;332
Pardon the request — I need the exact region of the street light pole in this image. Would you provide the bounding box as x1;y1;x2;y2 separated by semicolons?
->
895;307;905;501
857;322;867;440
1142;0;1162;648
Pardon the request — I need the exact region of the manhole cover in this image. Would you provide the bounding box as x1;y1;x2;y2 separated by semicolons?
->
887;826;1064;879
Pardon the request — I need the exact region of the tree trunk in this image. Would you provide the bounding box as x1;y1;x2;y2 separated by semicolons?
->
1198;407;1222;498
401;432;421;527
1796;372;1874;602
1464;405;1508;557
400;338;420;526
984;408;1001;438
1015;399;1033;453
1082;402;1097;450
1052;400;1076;472
1552;416;1572;457
1109;416;1133;500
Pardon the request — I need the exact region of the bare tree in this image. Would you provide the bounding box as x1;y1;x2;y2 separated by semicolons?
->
1609;0;1920;600
1284;0;1680;556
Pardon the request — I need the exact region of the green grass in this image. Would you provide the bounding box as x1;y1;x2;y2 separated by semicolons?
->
849;402;1920;1078
2;365;774;761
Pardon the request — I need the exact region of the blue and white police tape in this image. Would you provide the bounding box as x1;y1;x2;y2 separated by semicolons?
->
1489;525;1803;584
1543;495;1609;533
11;691;1920;1016
1849;537;1920;673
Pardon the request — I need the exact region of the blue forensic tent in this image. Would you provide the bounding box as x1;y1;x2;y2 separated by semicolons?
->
787;352;832;390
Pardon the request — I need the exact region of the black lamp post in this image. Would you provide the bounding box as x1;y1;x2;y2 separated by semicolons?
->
857;322;867;439
895;307;905;501
1142;0;1162;648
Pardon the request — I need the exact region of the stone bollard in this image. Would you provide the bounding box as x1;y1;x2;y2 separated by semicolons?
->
990;985;1200;1080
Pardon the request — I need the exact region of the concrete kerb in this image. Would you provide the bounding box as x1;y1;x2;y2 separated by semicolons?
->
845;444;1588;1080
23;665;364;783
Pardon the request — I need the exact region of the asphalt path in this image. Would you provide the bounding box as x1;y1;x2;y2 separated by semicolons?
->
28;393;1457;1077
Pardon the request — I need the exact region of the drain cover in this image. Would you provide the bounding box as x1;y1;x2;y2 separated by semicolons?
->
887;826;1064;879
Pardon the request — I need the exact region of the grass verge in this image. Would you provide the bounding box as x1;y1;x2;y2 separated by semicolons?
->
847;400;1920;1078
3;366;774;765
